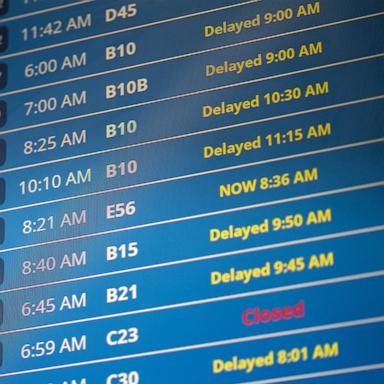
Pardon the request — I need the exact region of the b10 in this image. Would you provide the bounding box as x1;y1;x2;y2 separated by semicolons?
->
106;42;136;61
106;120;137;139
106;160;137;178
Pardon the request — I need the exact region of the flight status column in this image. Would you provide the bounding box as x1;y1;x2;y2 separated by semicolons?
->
0;0;383;383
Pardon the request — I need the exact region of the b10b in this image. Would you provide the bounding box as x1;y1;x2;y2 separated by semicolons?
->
106;79;148;99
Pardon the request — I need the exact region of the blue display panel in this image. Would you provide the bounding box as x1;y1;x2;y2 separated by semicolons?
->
0;1;383;383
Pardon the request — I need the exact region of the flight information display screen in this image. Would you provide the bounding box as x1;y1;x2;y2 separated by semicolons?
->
0;1;383;383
